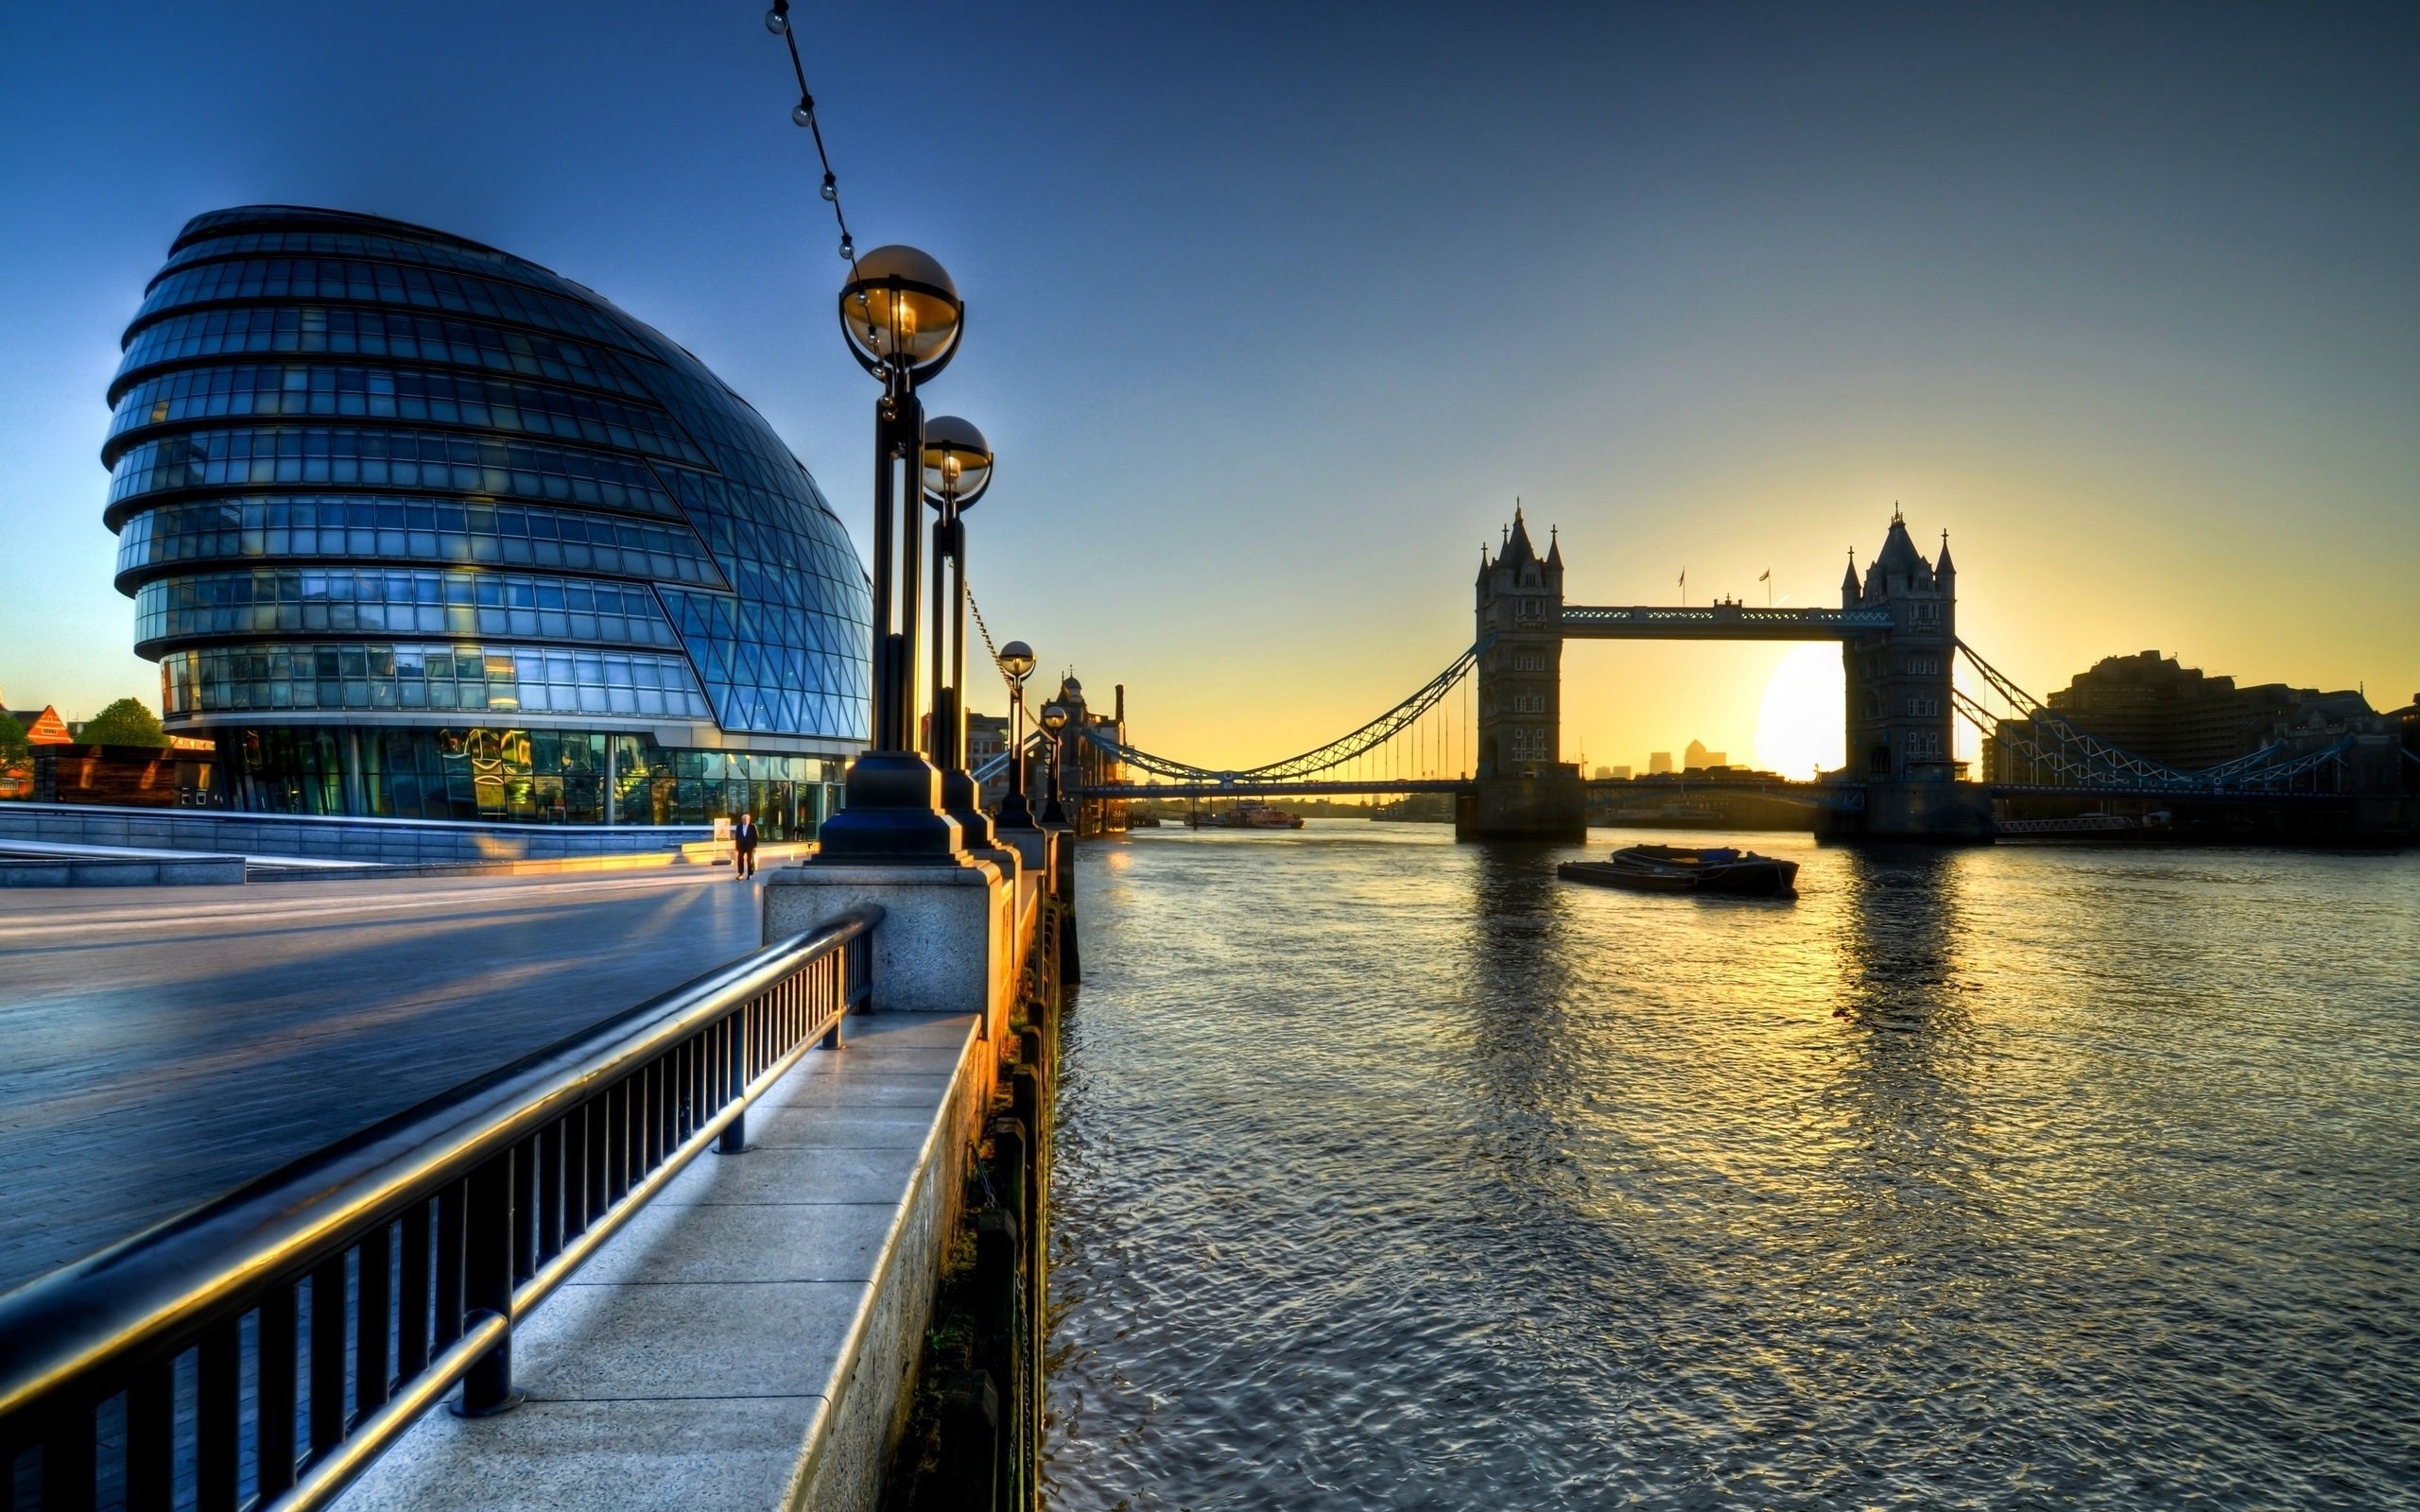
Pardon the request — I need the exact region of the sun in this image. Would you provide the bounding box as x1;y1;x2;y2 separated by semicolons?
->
1754;644;1845;779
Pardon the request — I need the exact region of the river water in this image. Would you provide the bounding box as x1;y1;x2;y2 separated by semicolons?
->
1042;823;2420;1509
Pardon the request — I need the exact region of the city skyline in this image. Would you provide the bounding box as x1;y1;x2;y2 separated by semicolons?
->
2;4;2413;773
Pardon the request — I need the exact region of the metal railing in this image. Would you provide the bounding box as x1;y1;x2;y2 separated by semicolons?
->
1560;605;1895;633
0;906;880;1512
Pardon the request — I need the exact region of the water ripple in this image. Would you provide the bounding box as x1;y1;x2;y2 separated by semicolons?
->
1045;826;2420;1510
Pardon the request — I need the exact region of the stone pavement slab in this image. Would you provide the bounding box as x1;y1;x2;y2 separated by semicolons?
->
335;1010;984;1512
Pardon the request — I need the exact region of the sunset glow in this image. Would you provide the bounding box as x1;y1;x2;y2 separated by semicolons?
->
1754;644;1846;780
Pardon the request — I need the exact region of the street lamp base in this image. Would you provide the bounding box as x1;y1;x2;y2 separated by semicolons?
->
939;768;1003;850
811;750;965;863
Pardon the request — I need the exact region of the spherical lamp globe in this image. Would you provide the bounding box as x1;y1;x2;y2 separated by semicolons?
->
838;246;961;378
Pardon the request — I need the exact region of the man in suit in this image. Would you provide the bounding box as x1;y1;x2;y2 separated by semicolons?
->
733;811;760;879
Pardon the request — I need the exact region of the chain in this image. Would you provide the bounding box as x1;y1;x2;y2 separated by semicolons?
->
763;2;864;274
962;574;1019;694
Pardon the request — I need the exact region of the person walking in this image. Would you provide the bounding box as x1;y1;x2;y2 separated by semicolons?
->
733;810;759;880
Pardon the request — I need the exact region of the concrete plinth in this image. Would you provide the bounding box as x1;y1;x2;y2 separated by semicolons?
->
765;859;1013;1037
993;826;1050;880
1455;772;1586;842
1828;781;1997;841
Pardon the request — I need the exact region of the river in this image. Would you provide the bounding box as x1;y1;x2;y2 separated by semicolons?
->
1042;822;2420;1509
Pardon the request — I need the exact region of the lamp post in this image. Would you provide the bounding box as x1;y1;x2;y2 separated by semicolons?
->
994;639;1037;830
921;415;999;852
1037;699;1071;829
813;246;965;862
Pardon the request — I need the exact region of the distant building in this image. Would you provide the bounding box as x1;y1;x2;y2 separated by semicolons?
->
1591;765;1613;780
1608;765;1631;780
9;706;76;746
1683;739;1726;771
968;713;1011;806
2053;651;2291;769
1647;751;1673;775
1985;650;2377;780
1054;678;1129;835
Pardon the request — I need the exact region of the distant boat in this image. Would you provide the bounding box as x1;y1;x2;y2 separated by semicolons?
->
1192;802;1304;831
1559;844;1798;896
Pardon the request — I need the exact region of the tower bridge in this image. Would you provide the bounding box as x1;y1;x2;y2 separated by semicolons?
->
1052;508;2382;841
1457;507;1965;839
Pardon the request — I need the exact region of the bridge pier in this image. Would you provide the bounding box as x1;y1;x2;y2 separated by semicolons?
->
1816;781;1996;842
1455;769;1587;843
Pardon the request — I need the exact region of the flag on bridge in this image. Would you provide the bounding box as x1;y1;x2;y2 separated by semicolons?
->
1760;569;1771;581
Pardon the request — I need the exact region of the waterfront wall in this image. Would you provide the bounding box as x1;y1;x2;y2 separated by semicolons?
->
0;801;708;863
785;1014;996;1511
762;851;1063;1510
0;850;246;886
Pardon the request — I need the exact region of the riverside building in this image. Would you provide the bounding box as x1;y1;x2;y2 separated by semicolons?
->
105;207;870;839
1984;653;2400;788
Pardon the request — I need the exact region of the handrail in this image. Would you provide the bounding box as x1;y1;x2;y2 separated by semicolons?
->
1561;604;1894;628
0;905;882;1512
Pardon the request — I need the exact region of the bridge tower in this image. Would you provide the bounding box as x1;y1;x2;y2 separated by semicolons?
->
1456;508;1586;841
1841;509;1959;782
1833;509;1991;838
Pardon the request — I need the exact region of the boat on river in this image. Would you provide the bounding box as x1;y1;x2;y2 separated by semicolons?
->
1191;802;1305;831
1558;844;1798;896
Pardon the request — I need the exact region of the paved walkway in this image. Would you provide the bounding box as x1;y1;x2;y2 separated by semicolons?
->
339;1012;980;1512
0;868;782;1290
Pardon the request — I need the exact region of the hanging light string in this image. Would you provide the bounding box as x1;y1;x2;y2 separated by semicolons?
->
961;574;1020;696
764;1;862;274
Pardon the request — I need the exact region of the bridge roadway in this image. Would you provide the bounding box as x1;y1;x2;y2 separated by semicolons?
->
1089;778;1471;799
0;868;768;1291
1560;604;1893;639
1098;775;2348;808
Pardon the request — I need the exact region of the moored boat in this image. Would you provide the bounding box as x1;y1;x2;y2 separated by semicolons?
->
1558;843;1799;896
1187;801;1305;830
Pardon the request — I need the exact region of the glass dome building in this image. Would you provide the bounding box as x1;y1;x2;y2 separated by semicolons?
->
105;206;870;837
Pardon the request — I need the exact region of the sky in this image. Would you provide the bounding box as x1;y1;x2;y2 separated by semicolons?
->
1;3;2413;774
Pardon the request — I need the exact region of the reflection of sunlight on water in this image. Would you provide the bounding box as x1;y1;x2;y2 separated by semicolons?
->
1046;821;2420;1511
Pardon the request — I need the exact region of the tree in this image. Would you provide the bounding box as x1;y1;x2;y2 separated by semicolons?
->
0;713;28;765
78;696;169;748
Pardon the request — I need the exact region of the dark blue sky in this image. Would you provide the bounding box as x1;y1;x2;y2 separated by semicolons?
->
4;4;2412;765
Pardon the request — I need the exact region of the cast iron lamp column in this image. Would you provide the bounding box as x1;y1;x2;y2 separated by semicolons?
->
813;246;966;862
1037;699;1072;829
921;415;1000;850
994;639;1038;829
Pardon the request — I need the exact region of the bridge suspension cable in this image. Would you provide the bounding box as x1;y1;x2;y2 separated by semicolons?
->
1069;639;1488;786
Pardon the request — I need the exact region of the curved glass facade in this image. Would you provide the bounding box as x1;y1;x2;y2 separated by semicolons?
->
111;206;871;832
116;497;728;585
134;570;682;650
